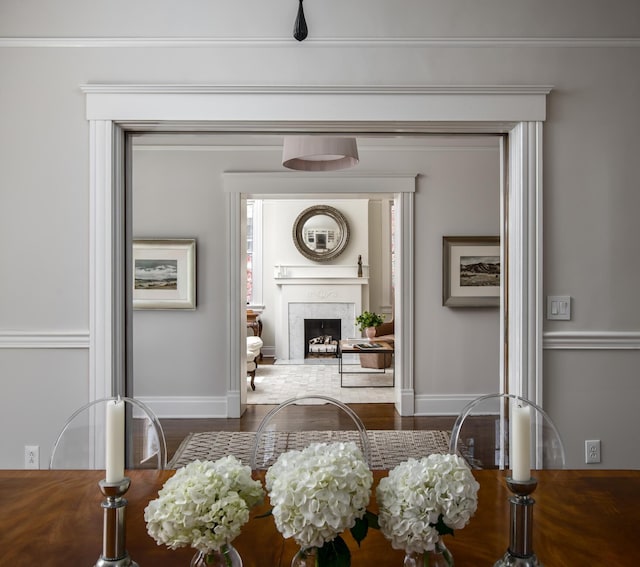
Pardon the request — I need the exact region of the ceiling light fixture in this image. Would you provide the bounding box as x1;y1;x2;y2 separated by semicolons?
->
282;136;360;171
293;0;308;41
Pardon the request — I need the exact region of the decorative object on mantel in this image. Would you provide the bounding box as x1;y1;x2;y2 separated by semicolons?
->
282;136;359;171
293;0;308;41
356;310;385;339
292;204;351;261
144;457;264;566
376;453;480;567
357;254;363;277
264;441;374;567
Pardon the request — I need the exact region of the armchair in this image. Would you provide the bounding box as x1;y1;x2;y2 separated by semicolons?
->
247;335;263;390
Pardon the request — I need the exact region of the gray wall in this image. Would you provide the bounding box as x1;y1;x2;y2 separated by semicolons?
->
1;0;640;469
131;145;500;403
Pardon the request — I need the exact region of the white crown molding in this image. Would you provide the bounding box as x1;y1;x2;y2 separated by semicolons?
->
80;83;553;96
543;331;640;350
2;37;640;49
0;331;90;349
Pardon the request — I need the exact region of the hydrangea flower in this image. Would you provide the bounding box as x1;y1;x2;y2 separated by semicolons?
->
265;441;373;550
144;457;264;554
376;453;479;554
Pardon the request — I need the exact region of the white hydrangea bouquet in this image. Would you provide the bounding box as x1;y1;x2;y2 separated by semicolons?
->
265;441;374;565
144;456;264;558
376;453;479;558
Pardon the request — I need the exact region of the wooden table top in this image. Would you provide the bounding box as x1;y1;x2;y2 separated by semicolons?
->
339;339;394;353
1;468;638;565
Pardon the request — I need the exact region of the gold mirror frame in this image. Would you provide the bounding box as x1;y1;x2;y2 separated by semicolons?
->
292;205;350;262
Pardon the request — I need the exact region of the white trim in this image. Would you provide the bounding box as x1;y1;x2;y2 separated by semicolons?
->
0;331;90;349
223;173;416;195
414;394;483;416
0;330;635;351
506;122;544;406
89;120;114;403
86;83;549;417
135;396;230;418
3;37;640;49
81;85;549;123
544;331;640;350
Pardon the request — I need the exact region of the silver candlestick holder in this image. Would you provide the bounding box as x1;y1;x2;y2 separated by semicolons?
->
494;477;542;567
94;478;139;567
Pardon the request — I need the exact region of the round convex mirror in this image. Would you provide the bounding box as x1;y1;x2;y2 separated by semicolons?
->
292;205;350;262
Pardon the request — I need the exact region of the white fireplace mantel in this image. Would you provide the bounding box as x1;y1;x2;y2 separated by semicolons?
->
273;263;369;281
275;270;368;360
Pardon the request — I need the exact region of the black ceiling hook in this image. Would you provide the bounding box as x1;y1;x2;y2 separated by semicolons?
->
293;0;308;41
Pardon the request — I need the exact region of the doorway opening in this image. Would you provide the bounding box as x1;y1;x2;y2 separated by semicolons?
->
86;84;547;419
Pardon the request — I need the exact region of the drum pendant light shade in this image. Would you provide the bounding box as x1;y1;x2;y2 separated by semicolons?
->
282;136;359;171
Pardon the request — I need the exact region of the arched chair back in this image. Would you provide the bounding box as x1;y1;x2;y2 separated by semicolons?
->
250;394;370;470
449;393;565;471
50;396;167;470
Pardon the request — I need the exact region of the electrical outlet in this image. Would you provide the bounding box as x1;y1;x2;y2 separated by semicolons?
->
585;440;601;464
25;445;39;469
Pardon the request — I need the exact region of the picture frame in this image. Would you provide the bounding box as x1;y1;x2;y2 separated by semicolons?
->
442;236;500;307
133;239;196;310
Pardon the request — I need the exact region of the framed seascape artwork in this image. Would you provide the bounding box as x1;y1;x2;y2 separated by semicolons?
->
133;239;196;310
442;236;500;307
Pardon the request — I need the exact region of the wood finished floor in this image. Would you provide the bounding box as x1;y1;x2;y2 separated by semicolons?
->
159;357;492;465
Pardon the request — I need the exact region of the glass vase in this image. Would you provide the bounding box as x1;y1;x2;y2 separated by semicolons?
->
191;543;243;567
291;546;319;567
403;538;454;567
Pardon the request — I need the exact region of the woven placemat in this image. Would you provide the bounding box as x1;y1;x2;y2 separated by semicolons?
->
168;429;451;470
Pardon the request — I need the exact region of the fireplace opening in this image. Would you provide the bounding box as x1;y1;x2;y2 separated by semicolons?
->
304;318;341;358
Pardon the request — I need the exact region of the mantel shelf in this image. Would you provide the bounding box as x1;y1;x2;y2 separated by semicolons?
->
275;277;369;286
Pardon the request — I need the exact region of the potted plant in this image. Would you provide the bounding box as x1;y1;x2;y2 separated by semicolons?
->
355;311;385;339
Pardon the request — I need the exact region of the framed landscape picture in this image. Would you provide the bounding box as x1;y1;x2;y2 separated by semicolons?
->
442;236;500;307
133;239;196;310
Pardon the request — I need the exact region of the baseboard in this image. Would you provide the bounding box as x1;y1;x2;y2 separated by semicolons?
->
413;394;481;416
135;396;230;418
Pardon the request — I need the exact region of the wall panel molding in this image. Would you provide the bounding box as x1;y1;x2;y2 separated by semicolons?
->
0;331;90;349
2;330;635;350
2;37;640;49
544;331;640;350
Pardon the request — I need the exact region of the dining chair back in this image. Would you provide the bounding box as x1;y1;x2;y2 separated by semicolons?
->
449;393;566;471
49;396;167;471
249;394;370;470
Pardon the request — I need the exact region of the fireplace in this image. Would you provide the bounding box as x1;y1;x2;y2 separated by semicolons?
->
274;266;367;361
304;318;341;358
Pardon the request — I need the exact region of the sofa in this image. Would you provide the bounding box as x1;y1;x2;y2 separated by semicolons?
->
359;319;394;369
247;335;264;390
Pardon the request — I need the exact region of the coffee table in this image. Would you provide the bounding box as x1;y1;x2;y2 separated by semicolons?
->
337;339;394;387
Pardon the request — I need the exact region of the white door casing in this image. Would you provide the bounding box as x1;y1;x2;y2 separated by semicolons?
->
85;84;548;417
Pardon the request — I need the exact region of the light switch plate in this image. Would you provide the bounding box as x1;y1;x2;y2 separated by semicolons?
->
547;295;571;320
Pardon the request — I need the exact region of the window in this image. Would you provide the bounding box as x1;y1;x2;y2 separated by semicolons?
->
246;199;263;307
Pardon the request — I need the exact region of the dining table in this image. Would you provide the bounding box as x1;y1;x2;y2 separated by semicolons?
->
1;468;638;565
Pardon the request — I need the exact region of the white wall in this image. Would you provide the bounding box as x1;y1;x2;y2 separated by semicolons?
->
261;198;372;352
1;1;640;469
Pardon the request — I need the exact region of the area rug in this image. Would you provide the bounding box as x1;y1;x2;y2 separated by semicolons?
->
168;429;452;470
248;363;394;405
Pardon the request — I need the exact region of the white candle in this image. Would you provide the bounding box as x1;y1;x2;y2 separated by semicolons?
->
511;403;531;482
105;399;125;483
